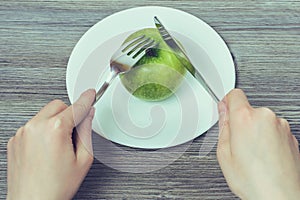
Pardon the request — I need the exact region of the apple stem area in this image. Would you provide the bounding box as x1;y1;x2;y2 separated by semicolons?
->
146;48;159;57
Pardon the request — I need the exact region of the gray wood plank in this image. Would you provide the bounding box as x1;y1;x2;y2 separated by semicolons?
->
1;0;299;199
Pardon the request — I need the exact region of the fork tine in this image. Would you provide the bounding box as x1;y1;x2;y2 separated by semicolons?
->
123;37;152;56
132;39;156;58
132;40;158;61
111;35;145;60
121;35;145;52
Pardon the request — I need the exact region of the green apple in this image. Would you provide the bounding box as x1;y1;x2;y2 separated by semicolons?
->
119;28;194;101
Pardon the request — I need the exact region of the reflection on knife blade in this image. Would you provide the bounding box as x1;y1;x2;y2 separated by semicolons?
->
154;16;220;103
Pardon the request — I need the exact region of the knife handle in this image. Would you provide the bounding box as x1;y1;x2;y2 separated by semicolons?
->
193;70;220;103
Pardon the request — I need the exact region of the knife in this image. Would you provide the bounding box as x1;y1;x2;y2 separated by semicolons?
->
154;16;220;103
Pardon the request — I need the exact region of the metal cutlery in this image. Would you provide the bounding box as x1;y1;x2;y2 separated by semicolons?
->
154;16;220;103
93;35;157;105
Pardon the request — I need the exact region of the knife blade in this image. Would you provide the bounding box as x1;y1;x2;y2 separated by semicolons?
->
154;16;220;103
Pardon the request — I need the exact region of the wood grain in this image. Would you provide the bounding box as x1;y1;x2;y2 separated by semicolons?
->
1;0;300;199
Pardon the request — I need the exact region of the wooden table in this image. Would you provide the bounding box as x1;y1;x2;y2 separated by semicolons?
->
1;1;299;199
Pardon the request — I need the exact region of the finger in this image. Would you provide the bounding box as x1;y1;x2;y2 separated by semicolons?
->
35;99;68;119
7;137;15;193
7;136;14;154
57;89;95;129
292;135;299;153
277;117;291;133
226;89;251;113
217;99;231;161
217;104;234;184
75;107;95;166
225;89;255;144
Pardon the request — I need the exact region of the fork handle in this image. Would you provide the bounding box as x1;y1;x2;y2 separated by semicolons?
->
94;82;109;104
93;70;118;106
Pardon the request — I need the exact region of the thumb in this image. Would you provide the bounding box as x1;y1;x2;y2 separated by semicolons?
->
75;107;95;165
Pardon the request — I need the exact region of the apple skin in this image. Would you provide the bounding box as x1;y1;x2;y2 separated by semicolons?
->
119;28;194;101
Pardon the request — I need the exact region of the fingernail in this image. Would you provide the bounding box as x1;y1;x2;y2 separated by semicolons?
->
218;99;227;114
80;89;96;105
82;88;96;97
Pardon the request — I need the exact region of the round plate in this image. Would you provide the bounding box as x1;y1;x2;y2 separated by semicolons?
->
66;6;235;149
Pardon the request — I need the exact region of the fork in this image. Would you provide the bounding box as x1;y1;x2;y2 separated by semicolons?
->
93;35;157;105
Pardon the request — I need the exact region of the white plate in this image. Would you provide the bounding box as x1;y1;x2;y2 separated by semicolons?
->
66;6;235;149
